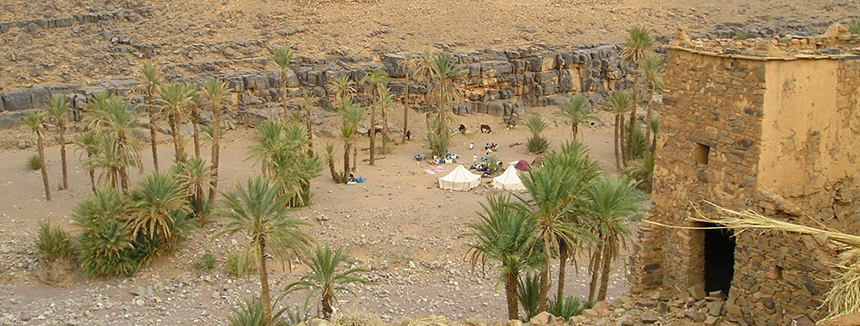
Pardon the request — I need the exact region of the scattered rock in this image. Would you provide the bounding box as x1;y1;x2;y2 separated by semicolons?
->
688;284;706;301
640;313;659;324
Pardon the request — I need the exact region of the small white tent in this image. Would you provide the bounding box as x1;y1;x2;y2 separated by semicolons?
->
438;165;482;191
493;165;525;191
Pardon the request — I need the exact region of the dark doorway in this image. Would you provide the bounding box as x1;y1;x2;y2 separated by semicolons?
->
704;223;736;296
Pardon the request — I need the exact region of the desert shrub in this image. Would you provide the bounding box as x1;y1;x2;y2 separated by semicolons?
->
850;18;860;35
623;152;655;193
518;273;541;322
194;253;216;271
27;154;41;170
526;136;550;154
226;251;257;277
426;119;453;158
623;121;648;161
547;296;592;320
228;296;289;326
35;219;75;263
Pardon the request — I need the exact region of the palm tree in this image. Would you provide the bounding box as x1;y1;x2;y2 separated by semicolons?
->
176;157;211;219
341;99;366;173
87;93;145;190
621;26;655;163
201;79;230;202
398;53;418;143
247;119;288;176
273;47;294;119
75;130;101;193
158;83;194;164
302;94;315;153
553;94;597;141
23;112;51;201
284;244;369;320
413;49;436;127
140;60;163;171
377;87;395;155
524;114;549;154
361;68;391;166
604;91;633;169
428;51;464;133
583;175;646;301
270;123;322;208
329;76;356;106
46;94;70;190
641;54;664;152
187;85;202;159
126;171;190;245
514;142;601;311
218;176;314;326
466;194;540;320
82;134;121;190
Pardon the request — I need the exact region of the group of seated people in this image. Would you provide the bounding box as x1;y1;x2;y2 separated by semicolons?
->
471;157;503;177
418;150;461;164
484;143;498;153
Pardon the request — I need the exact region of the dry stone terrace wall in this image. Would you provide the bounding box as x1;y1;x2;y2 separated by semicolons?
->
0;43;630;129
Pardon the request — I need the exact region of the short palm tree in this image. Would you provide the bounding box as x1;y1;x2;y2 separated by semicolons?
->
176;157;211;220
341;99;366;173
273;47;294;119
554;94;597;141
583;175;646;302
140;60;163;171
200;79;230;202
467;194;541;320
23;111;51;201
302;94;315;153
75;130;101;193
218;176;313;326
247;119;288;176
284;244;369;320
126;171;190;245
524;114;549;154
377;87;395;155
157;83;194;164
398;53;419;143
46;94;70;190
604;91;633;169
329;76;356;107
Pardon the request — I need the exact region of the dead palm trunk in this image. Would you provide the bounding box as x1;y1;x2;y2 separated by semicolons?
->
57;119;68;190
588;241;603;302
402;72;410;144
597;242;614;301
209;104;221;202
557;242;569;301
169;114;185;163
613;115;621;169
257;237;273;326
369;103;377;166
192;106;201;158
148;98;160;172
37;133;51;201
505;269;520;320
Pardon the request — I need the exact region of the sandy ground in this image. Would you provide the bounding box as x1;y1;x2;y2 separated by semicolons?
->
0;105;646;324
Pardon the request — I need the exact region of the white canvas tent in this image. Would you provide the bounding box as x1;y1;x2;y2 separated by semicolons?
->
493;165;525;191
438;165;482;191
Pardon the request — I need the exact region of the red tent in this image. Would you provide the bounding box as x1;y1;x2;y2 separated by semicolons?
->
514;160;531;171
531;156;546;167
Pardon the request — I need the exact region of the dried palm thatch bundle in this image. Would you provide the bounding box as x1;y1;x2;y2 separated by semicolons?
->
680;202;860;320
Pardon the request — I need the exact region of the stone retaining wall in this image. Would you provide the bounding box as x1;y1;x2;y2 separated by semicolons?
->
0;43;629;130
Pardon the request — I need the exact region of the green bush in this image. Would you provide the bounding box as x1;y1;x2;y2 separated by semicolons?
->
27;154;41;170
426;119;453;158
526;136;550;154
228;296;289;326
518;273;541;322
78;219;139;277
35;219;75;263
623;152;655;193
547;296;592;320
194;253;216;271
850;18;860;35
226;251;256;277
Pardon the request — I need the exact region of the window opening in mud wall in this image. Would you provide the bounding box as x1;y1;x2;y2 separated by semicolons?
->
694;143;710;166
703;223;736;296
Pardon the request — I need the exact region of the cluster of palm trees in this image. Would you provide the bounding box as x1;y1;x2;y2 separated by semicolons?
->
467;141;646;321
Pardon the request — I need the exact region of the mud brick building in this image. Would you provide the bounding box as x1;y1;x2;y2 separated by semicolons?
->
630;26;860;325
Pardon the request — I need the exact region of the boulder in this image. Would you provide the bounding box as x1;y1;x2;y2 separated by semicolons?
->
2;90;32;112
